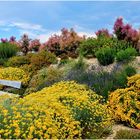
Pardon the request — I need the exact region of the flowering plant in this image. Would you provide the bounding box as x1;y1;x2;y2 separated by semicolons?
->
29;39;41;52
0;81;112;139
108;74;140;129
113;17;139;45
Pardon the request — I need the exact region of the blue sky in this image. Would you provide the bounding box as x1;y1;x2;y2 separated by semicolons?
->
0;1;140;42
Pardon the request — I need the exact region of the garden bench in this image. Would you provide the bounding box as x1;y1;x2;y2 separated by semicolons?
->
0;79;21;94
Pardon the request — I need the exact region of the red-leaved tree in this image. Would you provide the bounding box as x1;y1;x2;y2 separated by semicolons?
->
29;39;41;52
19;34;31;55
113;17;139;46
45;28;84;57
95;28;112;38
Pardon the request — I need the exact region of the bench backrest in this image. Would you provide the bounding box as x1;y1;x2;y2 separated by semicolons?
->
0;80;21;89
0;80;21;94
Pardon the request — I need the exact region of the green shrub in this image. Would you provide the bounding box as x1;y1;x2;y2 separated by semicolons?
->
113;71;127;89
116;48;137;62
30;50;57;70
59;59;69;66
71;56;87;70
95;47;115;66
0;58;6;66
92;65;136;99
5;55;30;67
0;42;18;59
19;64;37;77
114;129;140;139
63;58;114;99
63;58;136;99
124;65;136;77
79;36;133;58
79;38;99;57
112;39;132;52
26;67;64;94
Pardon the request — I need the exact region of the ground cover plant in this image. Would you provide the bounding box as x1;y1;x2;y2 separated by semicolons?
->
25;55;137;99
0;67;29;87
108;74;140;129
0;81;112;139
114;129;140;139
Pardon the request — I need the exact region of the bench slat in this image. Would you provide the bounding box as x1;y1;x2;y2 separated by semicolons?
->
0;80;21;89
0;91;10;94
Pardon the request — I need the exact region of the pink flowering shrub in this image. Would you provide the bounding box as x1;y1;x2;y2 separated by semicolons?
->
1;38;8;43
95;28;112;38
9;36;16;42
29;39;41;52
113;17;139;46
45;28;84;57
45;34;60;55
19;34;31;55
1;36;16;43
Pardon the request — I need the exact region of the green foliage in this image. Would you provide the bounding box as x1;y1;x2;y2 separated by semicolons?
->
112;39;132;52
59;58;69;66
116;48;137;62
30;50;57;70
63;58;136;99
95;47;115;66
91;65;136;99
79;38;99;57
0;58;6;66
26;67;64;94
0;42;18;59
5;55;30;67
79;35;132;58
113;71;127;89
92;72;114;99
71;56;87;70
124;65;137;77
114;129;140;139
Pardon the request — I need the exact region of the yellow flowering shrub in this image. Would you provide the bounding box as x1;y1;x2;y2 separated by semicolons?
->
127;74;140;90
0;94;11;105
0;81;112;139
0;67;30;86
108;74;140;129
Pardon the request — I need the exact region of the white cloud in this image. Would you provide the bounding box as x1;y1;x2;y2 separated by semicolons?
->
36;31;61;42
37;31;97;42
18;29;61;42
9;22;46;32
78;32;96;38
0;20;96;42
18;28;97;43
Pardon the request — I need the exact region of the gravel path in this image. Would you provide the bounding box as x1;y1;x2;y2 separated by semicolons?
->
85;56;140;73
106;124;140;140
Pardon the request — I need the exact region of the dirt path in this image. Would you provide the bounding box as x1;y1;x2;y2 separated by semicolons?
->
85;56;140;73
106;124;140;140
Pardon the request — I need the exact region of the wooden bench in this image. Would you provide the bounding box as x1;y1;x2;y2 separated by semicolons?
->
0;79;21;95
